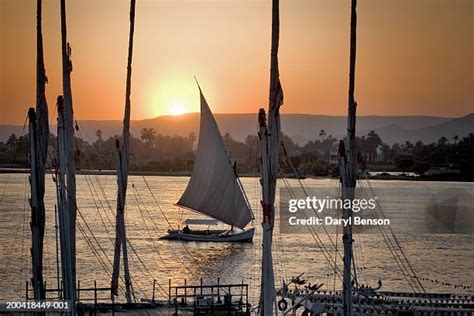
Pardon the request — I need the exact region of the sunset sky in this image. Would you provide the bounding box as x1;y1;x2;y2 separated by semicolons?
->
0;0;472;125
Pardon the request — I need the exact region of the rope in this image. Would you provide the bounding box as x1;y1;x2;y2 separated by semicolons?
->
130;181;193;276
357;177;425;293
280;176;344;283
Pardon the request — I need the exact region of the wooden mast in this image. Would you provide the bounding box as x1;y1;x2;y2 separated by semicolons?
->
111;0;136;303
58;0;77;309
259;0;283;314
28;108;45;301
340;0;358;315
36;0;49;162
28;0;49;301
57;96;75;312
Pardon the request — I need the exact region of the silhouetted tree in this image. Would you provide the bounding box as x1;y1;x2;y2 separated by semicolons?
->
6;133;18;153
319;129;326;139
140;128;156;146
188;132;196;149
95;129;103;143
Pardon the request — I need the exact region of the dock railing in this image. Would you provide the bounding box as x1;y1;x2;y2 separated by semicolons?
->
169;277;250;315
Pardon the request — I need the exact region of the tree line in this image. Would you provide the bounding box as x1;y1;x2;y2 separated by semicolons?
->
1;128;473;179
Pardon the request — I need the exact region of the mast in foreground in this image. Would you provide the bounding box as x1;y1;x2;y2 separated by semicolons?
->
28;0;49;301
111;0;136;303
28;108;46;301
339;0;358;315
57;0;77;309
259;0;283;314
57;97;75;311
36;0;49;161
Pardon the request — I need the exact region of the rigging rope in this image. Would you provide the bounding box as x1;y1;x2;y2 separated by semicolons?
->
357;177;426;293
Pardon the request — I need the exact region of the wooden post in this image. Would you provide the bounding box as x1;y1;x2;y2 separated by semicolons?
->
111;293;115;316
152;279;156;303
168;279;171;304
54;205;61;299
246;285;249;312
211;286;214;313
94;280;97;315
77;280;80;302
184;279;188;303
175;286;178;311
174;286;178;316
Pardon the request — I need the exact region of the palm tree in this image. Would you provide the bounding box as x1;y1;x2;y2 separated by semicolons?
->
438;136;448;146
6;133;18;153
379;143;390;164
188;132;196;151
319;129;327;139
366;130;382;163
453;135;459;145
404;141;412;154
140;127;156;146
95;129;103;143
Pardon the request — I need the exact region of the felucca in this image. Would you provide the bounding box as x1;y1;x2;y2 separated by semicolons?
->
163;82;255;242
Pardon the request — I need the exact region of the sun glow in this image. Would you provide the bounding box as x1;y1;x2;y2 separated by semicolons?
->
169;102;187;116
146;75;200;117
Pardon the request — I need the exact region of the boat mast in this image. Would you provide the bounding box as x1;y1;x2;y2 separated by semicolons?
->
28;108;45;300
57;97;75;312
36;0;49;162
259;0;283;314
58;0;77;309
111;0;136;303
340;0;358;315
28;0;49;301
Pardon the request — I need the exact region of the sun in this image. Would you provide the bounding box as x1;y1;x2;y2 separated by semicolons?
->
169;102;186;116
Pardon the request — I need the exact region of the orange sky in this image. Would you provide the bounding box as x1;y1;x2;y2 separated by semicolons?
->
0;0;472;125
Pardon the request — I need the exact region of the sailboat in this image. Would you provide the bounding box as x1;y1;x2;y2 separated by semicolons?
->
162;83;255;242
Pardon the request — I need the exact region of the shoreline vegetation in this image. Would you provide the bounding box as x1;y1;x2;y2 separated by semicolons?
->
1;128;473;182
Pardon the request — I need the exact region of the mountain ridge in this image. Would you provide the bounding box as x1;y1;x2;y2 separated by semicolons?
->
1;113;472;145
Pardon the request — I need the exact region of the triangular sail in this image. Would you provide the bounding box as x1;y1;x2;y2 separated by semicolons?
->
177;88;253;229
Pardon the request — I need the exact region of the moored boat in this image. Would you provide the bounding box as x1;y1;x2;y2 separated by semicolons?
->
164;228;255;242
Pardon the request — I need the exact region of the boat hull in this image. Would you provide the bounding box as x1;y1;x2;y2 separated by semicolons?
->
161;228;255;242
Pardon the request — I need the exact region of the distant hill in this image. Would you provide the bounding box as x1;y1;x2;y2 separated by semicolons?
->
1;113;472;145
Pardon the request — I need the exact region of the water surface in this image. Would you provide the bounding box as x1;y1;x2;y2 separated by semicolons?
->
0;174;472;304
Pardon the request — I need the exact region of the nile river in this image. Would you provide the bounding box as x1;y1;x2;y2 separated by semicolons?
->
0;174;472;304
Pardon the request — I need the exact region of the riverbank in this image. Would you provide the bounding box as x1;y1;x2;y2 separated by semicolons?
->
1;167;472;182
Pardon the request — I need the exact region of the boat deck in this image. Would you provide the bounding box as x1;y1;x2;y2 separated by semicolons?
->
278;289;474;315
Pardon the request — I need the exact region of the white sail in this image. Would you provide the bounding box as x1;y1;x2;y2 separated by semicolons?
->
177;87;253;229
